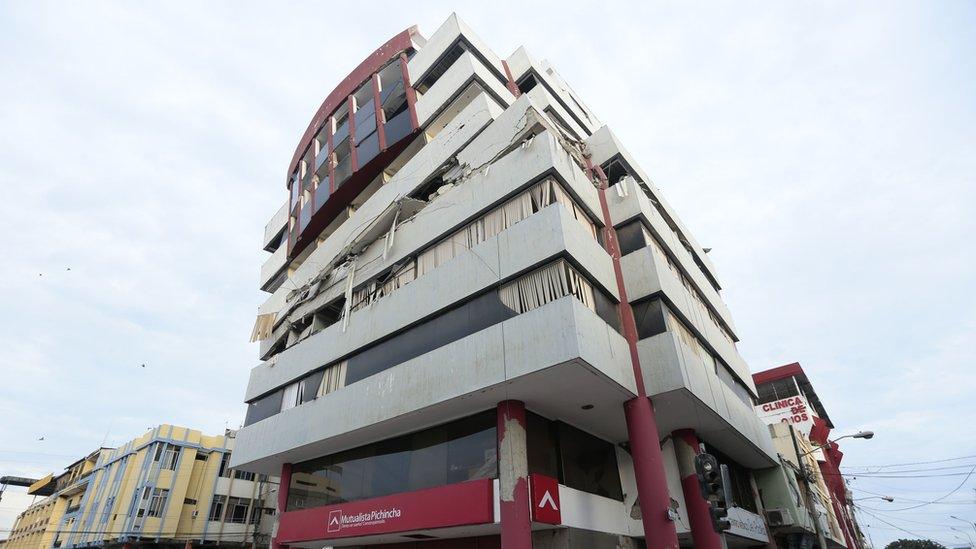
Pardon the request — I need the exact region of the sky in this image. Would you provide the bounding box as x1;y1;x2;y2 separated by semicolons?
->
0;1;973;546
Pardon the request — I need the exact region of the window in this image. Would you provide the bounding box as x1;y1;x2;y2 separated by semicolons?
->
517;74;538;94
756;377;801;406
379;58;409;144
152;443;164;462
632;298;667;340
207;495;226;521
499;260;596;315
194;452;209;461
288;411;496;510
615;220;653;256
183;498;197;505
345;291;517;385
233;469;256;481
217;453;231;478
243;390;282;426
280;381;300;412
316;361;347;397
161;445;179;470
414;41;467;94
146;488;169;518
225;497;251;524
526;413;623;500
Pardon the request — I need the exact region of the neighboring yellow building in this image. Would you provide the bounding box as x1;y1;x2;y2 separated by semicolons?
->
5;425;275;549
6;450;102;549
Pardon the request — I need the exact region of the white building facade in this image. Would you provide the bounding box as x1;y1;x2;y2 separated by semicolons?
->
234;14;788;549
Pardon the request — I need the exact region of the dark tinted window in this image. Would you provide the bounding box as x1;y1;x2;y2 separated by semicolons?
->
527;413;559;479
616;220;649;256
301;370;325;404
345;292;517;384
288;411;496;510
415;42;467;94
243;390;282;426
558;423;623;500
517;74;538;94
632;298;667;340
526;413;623;501
593;286;620;333
601;157;639;185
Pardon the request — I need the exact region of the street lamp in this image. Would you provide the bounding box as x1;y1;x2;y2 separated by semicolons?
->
854;496;894;502
951;516;976;538
836;430;875;442
799;430;875;457
951;526;974;547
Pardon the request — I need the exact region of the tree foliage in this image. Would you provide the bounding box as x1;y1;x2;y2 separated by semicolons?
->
885;540;947;549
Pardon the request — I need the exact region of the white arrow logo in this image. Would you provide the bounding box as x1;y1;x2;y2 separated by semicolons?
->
330;516;340;526
538;490;558;511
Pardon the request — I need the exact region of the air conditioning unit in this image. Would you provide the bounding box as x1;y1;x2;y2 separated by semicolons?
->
191;510;198;519
765;508;794;527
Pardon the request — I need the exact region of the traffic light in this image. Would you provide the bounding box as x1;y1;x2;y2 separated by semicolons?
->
694;453;732;532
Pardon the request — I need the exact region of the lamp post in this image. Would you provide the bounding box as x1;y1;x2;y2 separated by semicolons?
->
951;526;974;548
853;496;894;503
789;427;875;548
951;516;976;539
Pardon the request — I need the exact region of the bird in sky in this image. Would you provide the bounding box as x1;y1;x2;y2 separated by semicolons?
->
37;437;44;441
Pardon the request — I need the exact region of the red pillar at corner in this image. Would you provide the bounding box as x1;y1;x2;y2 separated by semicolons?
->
673;429;723;549
497;400;532;549
272;462;293;549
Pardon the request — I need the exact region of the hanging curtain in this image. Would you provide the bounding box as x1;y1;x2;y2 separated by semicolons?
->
317;361;348;397
499;260;597;315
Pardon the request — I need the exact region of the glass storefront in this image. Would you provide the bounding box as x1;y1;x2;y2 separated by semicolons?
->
288;411;497;510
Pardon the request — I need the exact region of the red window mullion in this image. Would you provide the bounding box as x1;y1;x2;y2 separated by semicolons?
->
399;53;420;131
327;118;335;194
348;96;359;172
372;73;386;152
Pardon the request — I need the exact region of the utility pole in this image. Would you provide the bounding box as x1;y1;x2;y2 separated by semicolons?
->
788;424;829;548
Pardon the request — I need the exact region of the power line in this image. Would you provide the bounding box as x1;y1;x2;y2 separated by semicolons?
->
842;463;976;474
844;453;976;469
857;507;956;546
841;471;976;479
854;465;975;512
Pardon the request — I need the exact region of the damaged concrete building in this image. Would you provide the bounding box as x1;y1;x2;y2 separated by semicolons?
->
233;14;788;549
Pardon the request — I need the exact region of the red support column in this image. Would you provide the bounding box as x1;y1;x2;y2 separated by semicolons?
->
497;400;531;549
586;157;679;549
272;462;292;549
673;429;723;549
